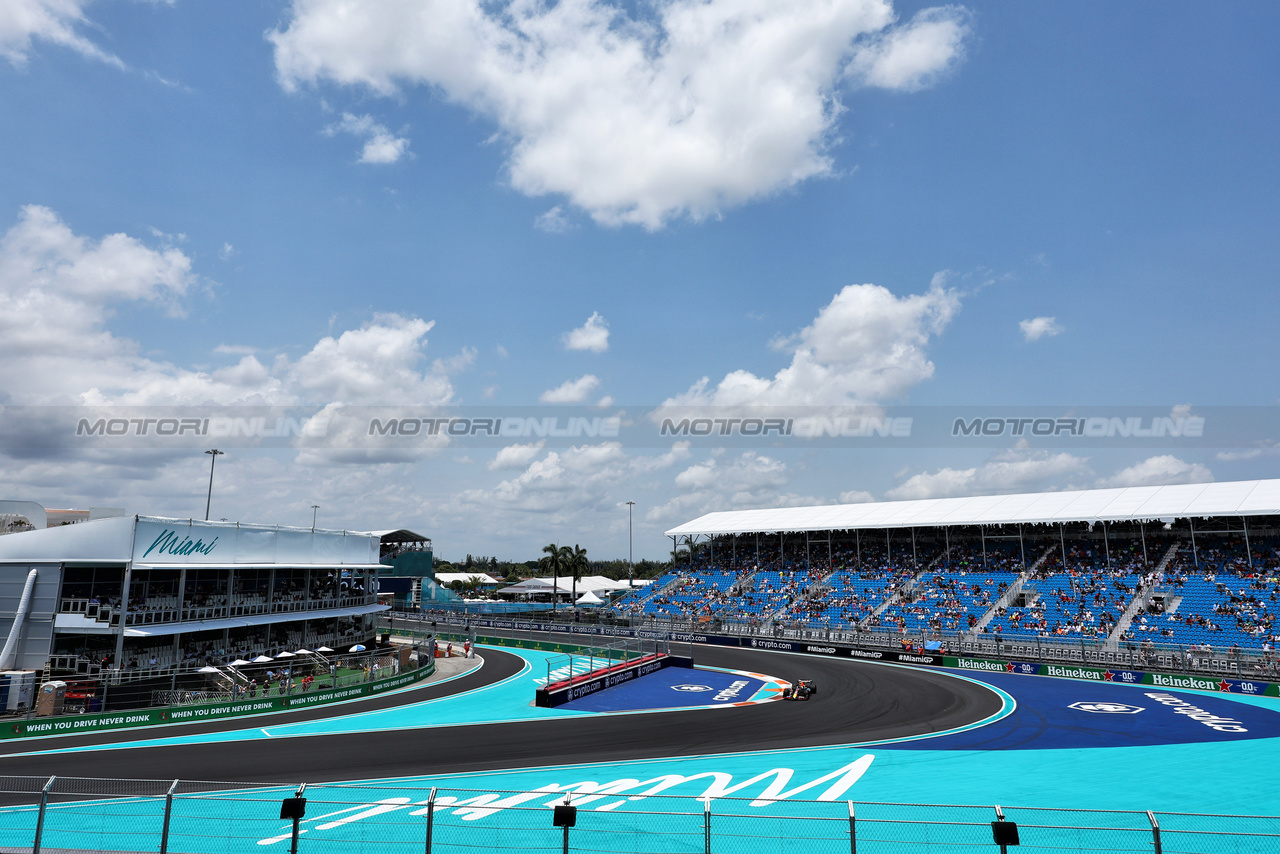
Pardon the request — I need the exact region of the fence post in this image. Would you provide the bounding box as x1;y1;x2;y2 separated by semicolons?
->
1147;811;1162;854
32;775;55;854
424;787;436;854
290;783;307;854
847;802;856;854
159;779;179;854
703;797;712;854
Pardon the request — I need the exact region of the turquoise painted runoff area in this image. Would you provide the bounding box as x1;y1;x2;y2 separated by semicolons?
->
7;644;1280;831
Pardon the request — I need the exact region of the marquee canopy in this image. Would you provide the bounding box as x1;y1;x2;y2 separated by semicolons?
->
664;479;1280;538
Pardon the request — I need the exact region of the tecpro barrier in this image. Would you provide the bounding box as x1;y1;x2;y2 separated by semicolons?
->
0;662;434;740
536;653;691;707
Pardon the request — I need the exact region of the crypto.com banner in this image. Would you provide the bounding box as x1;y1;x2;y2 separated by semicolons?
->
3;405;1278;449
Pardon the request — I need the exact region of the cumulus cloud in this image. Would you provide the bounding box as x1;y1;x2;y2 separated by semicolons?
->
488;441;546;471
839;489;874;503
1095;455;1213;489
534;206;573;234
270;0;971;228
563;312;610;353
0;0;124;68
540;374;600;404
459;441;690;516
647;450;823;522
1019;315;1064;342
664;276;959;407
845;6;969;91
0;205;461;407
325;112;410;164
885;449;1091;500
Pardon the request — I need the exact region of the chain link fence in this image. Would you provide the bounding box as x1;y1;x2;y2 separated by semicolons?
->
0;777;1274;854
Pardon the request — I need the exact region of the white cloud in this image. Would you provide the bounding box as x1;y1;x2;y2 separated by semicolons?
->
647;450;824;522
839;489;874;503
488;441;546;471
664;276;959;407
563;312;610;353
214;344;258;356
219;242;236;260
540;374;600;404
534;206;573;234
0;0;124;68
1095;455;1213;489
0;205;461;407
845;6;969;91
270;0;972;229
885;449;1091;500
325;112;410;164
460;442;689;516
1019;315;1064;342
289;316;469;405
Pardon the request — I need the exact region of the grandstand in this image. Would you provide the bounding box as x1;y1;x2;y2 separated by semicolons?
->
610;480;1280;661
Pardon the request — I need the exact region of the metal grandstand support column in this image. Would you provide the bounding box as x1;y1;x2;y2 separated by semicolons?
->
1140;522;1148;565
1018;524;1026;568
1242;516;1253;568
911;528;917;569
1104;522;1111;568
981;527;987;567
1190;518;1199;566
1059;524;1067;568
114;564;132;671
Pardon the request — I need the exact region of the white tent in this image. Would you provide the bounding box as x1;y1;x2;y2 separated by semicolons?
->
498;576;637;598
575;590;604;606
665;479;1280;537
434;572;501;586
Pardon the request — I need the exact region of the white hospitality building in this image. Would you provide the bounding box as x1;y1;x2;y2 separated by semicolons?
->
0;515;390;678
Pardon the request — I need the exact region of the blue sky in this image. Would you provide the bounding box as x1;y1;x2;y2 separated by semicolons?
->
1;0;1277;560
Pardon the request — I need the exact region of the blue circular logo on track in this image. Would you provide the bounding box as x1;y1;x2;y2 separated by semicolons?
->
672;684;713;693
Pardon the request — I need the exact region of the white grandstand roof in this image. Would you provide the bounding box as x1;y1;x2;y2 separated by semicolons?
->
664;479;1280;537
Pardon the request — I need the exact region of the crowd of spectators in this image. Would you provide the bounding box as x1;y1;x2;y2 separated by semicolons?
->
608;531;1280;652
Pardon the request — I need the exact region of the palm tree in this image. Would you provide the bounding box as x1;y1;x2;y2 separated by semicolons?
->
567;544;589;605
540;542;566;612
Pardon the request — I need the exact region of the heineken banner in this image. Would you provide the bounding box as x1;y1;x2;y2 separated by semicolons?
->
942;657;1278;696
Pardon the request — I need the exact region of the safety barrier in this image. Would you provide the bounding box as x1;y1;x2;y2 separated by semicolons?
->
387;613;1280;701
0;776;1274;853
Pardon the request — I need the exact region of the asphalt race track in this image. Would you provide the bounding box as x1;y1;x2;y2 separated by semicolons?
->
0;646;1003;783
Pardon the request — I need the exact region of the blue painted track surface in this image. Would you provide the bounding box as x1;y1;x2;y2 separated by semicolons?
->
888;667;1280;750
559;664;768;712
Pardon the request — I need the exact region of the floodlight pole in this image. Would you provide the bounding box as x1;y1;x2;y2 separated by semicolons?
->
203;449;224;521
626;501;635;588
